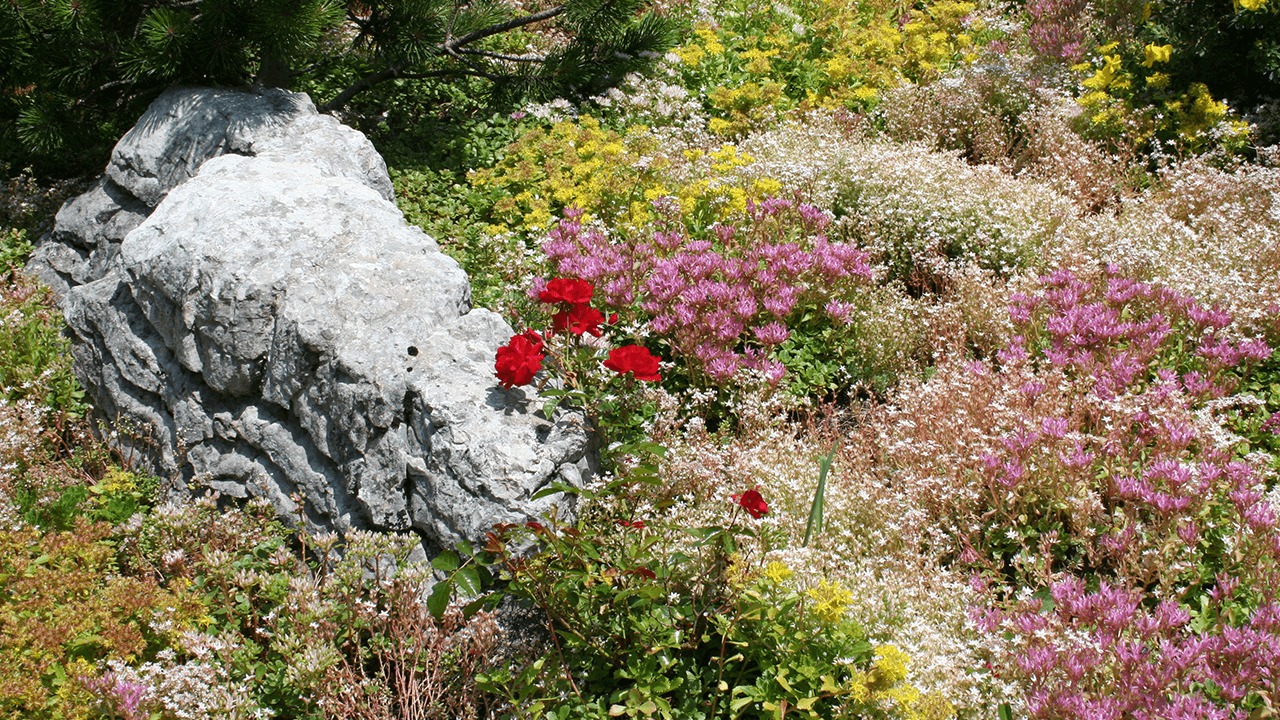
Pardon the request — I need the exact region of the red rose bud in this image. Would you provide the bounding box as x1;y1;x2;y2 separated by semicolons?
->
494;332;545;388
732;488;769;518
552;303;606;337
603;345;662;382
539;277;594;305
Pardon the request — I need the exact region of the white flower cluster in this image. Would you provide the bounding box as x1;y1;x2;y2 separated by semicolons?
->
739;114;1078;282
103;635;272;720
1064;158;1280;338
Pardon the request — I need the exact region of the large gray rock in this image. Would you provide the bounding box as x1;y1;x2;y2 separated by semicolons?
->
32;87;591;549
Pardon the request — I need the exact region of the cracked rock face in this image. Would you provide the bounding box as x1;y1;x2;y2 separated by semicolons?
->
31;87;591;549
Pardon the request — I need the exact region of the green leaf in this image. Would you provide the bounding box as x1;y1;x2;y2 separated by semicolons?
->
533;480;583;500
456;565;482;596
432;550;460;573
462;595;491;618
426;580;452;619
614;440;668;458
999;702;1014;720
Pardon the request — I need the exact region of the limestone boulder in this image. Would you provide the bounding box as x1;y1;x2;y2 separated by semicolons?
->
32;87;591;550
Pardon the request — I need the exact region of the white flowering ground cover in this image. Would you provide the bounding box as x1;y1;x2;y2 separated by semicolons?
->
3;0;1280;717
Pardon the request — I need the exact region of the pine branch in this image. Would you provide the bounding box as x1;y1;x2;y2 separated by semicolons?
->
323;5;567;111
443;5;565;51
456;48;546;63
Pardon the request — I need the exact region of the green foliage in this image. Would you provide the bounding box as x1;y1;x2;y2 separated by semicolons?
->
0;452;179;719
1;0;676;175
472;475;952;719
1227;353;1280;470
0;277;86;416
0;228;33;276
1051;0;1278;154
1144;0;1280;116
1;0;343;173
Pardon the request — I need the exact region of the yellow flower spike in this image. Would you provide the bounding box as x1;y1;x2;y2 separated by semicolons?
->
695;25;725;53
1142;43;1172;67
1237;0;1267;10
871;644;910;685
847;671;871;702
725;187;749;215
643;185;670;201
806;579;853;624
825;56;853;81
763;561;793;583
882;682;921;704
751;177;783;197
853;86;879;103
674;43;705;66
911;691;959;720
707;117;734;135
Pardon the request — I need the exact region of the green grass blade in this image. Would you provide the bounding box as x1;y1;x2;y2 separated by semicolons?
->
803;441;838;547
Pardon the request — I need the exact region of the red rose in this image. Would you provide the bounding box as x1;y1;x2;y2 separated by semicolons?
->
603;345;662;382
539;278;594;305
552;303;606;337
494;332;545;388
517;329;545;353
732;488;769;518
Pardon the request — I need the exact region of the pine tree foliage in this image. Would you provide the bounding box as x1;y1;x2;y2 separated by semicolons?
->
1;0;677;175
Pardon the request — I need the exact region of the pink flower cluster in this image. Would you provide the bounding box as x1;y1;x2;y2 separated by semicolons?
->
982;272;1278;555
541;199;873;383
964;269;1280;715
1024;0;1091;62
977;577;1280;720
1006;268;1271;401
86;673;149;720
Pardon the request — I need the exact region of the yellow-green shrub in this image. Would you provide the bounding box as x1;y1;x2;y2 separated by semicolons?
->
1072;42;1253;154
668;0;994;136
469;116;786;235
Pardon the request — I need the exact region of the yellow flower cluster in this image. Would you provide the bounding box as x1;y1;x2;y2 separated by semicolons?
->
1074;42;1253;154
762;561;794;583
468;117;665;230
672;0;982;135
846;645;957;720
472;117;786;234
94;467;138;494
708;81;788;136
806;578;853;624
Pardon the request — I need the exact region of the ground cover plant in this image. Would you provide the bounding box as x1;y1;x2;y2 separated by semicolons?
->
3;0;1280;717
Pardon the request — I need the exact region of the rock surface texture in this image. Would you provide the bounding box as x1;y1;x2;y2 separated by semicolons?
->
31;87;591;550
